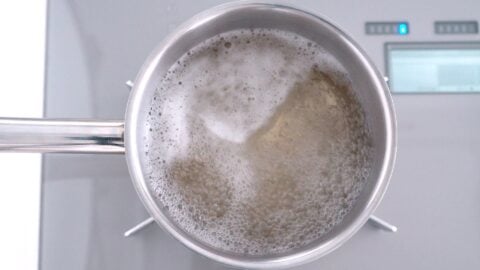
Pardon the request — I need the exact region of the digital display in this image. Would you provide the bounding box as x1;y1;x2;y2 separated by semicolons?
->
435;21;478;34
398;23;409;35
366;22;409;35
386;43;480;93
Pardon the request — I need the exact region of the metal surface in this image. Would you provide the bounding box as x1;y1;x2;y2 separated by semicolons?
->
125;80;134;89
0;2;396;268
125;215;397;238
368;215;398;232
124;217;155;237
41;0;480;269
0;118;124;153
120;70;395;242
125;2;396;269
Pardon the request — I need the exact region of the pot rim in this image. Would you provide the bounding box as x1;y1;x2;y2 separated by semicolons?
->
124;2;397;269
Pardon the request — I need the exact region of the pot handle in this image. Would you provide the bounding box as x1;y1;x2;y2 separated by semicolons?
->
0;118;124;154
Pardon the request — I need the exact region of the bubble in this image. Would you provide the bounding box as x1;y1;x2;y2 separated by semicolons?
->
142;28;372;256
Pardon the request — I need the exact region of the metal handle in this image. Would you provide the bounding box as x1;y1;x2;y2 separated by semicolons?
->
0;118;124;154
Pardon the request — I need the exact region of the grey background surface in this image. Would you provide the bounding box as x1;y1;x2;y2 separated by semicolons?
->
41;0;480;269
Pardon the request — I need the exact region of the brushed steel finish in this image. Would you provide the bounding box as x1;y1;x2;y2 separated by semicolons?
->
0;2;396;268
125;2;396;269
0;118;124;153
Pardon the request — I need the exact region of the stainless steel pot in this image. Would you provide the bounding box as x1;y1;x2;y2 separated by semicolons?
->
0;2;396;269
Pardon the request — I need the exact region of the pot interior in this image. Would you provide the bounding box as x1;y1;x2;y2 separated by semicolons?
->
126;2;395;268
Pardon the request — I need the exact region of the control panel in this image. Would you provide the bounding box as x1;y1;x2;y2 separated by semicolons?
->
435;21;478;34
365;22;409;35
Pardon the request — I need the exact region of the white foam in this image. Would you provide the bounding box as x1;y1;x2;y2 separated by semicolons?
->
143;29;372;256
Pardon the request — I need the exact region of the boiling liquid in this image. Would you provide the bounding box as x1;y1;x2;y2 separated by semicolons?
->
143;29;372;255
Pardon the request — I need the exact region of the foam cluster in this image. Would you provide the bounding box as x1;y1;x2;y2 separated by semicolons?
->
142;28;373;256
